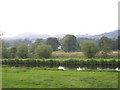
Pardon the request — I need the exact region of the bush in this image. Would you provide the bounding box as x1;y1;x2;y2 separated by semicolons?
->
81;40;99;58
35;44;53;58
16;44;28;58
61;34;79;52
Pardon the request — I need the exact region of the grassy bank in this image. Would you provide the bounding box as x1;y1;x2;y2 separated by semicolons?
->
2;67;118;88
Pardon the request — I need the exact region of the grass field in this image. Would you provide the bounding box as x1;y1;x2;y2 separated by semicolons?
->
2;67;118;88
2;51;119;88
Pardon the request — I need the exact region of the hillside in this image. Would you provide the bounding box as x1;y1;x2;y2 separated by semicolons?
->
4;30;119;40
76;30;119;39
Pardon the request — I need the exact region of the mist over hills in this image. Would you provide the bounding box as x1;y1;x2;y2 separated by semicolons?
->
4;30;119;40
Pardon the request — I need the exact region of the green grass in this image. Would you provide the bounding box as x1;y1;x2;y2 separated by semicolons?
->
2;67;118;88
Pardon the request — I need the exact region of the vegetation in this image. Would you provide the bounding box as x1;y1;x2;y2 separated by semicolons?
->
2;35;120;59
9;47;17;58
1;34;120;88
82;40;99;58
16;43;28;58
34;38;45;44
2;58;119;68
61;34;79;52
118;36;120;50
34;44;53;58
46;37;60;51
2;40;9;58
12;39;32;47
99;37;112;53
2;67;118;88
28;43;40;57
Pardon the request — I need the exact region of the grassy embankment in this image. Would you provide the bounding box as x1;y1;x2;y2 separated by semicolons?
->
2;67;118;88
2;51;119;88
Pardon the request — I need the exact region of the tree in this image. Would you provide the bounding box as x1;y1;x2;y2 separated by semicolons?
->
99;37;112;53
13;39;31;47
82;40;99;58
16;44;28;58
2;40;9;58
35;38;45;44
46;37;60;51
2;46;8;58
35;44;52;58
61;34;79;52
28;43;40;57
9;47;17;58
111;39;118;51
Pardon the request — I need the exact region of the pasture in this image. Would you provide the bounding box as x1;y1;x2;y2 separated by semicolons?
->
2;51;119;88
2;67;118;88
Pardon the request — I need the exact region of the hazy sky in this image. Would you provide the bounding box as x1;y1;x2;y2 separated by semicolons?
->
0;0;119;37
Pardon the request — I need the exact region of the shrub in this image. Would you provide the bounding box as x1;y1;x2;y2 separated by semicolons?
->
61;34;79;52
81;40;99;58
16;44;28;58
35;44;53;58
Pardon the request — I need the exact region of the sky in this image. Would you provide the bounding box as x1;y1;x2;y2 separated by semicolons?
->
0;0;119;37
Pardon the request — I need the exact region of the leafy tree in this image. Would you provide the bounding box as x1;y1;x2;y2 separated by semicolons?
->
35;38;45;44
46;37;60;51
28;43;40;57
9;47;17;58
2;46;8;58
82;40;99;58
16;44;28;58
99;37;112;53
29;39;45;57
35;44;52;58
2;40;9;58
111;39;118;51
13;39;31;46
61;34;79;52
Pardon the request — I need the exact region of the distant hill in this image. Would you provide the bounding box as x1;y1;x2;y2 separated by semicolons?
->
4;30;119;40
76;30;119;39
13;32;40;39
92;30;119;39
5;32;65;40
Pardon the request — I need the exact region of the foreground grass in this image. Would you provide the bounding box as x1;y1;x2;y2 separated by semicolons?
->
2;67;118;88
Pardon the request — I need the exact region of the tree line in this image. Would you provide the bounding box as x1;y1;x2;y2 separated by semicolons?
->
2;35;120;58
